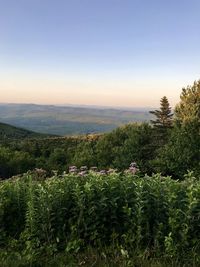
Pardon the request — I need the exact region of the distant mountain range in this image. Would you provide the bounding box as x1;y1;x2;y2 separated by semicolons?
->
0;103;153;136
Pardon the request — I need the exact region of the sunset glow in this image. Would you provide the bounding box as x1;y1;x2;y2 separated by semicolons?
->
1;0;200;107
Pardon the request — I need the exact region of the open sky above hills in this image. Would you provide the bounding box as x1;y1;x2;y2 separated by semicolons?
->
1;0;200;107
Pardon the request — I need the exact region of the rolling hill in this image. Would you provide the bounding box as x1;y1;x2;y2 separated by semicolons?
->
0;104;153;135
0;122;51;140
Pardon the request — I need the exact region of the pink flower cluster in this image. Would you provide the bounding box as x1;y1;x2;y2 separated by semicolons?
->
125;162;139;175
68;166;116;176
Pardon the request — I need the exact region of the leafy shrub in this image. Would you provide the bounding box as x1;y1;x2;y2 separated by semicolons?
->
0;172;199;265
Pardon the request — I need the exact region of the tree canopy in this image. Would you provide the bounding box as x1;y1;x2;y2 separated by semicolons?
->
175;80;200;124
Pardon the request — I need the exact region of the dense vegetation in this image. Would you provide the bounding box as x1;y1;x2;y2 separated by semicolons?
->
0;80;199;266
0;171;199;266
0;80;199;179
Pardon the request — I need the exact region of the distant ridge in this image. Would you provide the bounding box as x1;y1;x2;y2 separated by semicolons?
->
0;103;153;135
0;122;52;140
0;102;154;111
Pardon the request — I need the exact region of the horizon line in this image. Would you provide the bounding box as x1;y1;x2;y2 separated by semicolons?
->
0;102;173;110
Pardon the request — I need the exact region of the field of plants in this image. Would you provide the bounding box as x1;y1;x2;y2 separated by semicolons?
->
0;171;199;266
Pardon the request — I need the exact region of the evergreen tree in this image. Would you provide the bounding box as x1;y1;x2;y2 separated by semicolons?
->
150;96;173;129
153;80;200;178
149;96;173;148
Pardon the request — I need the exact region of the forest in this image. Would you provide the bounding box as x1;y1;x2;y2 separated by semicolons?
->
0;80;200;266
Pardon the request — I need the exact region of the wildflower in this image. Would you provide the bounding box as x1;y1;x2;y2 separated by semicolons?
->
125;162;139;175
99;170;107;175
80;166;88;171
69;166;78;174
52;170;58;176
107;168;116;174
129;166;138;174
90;166;98;172
34;168;47;177
130;162;137;168
78;171;87;177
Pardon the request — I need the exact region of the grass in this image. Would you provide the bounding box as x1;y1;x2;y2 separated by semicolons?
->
0;249;198;267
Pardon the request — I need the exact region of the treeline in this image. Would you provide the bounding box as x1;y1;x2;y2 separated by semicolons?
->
0;80;199;179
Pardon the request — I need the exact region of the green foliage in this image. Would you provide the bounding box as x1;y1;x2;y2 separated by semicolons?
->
150;96;173;129
95;123;154;173
153;81;200;178
153;122;200;178
0;136;87;178
0;172;199;266
149;96;173;150
0;123;155;178
112;123;154;172
47;148;68;171
0;146;35;178
175;80;200;124
1;80;200;179
73;139;98;167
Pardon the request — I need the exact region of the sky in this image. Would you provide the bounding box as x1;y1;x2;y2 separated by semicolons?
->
0;0;200;108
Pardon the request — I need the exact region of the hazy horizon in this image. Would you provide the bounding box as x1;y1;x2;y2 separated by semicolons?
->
1;0;200;107
0;102;156;110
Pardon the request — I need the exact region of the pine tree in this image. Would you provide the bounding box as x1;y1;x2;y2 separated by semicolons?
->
154;82;200;178
150;96;173;129
149;96;173;148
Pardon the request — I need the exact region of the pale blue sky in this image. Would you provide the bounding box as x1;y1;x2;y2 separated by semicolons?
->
0;0;200;107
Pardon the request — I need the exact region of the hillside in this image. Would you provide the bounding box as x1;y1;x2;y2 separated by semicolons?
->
0;122;51;140
0;103;153;135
